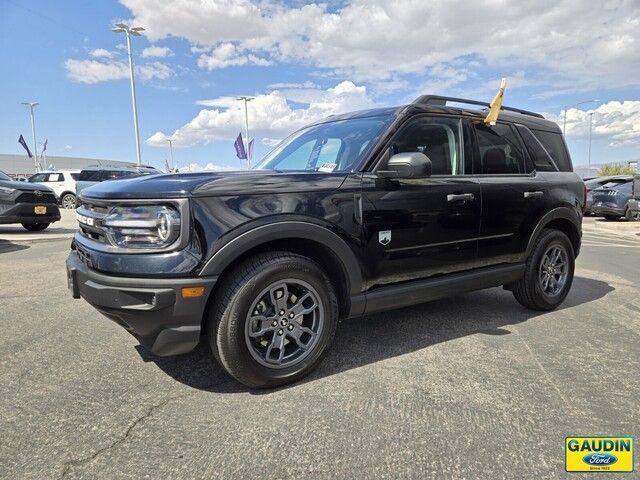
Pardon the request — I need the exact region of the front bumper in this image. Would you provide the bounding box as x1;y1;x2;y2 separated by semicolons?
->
0;202;60;224
66;251;217;356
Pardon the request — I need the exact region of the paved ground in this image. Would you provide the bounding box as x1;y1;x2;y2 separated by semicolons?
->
0;209;76;242
1;219;639;479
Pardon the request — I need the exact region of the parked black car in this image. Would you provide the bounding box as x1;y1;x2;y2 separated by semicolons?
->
67;95;584;387
0;170;60;231
584;175;632;214
590;178;634;220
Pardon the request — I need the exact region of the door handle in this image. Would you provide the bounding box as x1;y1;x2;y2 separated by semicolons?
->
447;193;475;202
524;191;544;199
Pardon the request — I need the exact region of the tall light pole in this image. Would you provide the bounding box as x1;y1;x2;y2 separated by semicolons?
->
166;137;175;171
237;96;254;168
112;23;145;166
587;112;594;171
563;99;599;135
21;101;40;172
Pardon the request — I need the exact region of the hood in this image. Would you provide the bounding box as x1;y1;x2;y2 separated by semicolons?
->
80;170;349;199
0;179;54;193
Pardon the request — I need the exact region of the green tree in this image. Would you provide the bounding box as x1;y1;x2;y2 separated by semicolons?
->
597;164;636;176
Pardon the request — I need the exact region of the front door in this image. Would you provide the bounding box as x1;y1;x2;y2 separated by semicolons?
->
361;115;481;288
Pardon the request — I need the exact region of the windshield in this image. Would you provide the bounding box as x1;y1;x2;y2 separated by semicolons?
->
255;115;391;173
0;170;12;181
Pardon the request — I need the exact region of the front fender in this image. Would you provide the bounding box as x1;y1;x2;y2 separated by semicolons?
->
198;220;364;295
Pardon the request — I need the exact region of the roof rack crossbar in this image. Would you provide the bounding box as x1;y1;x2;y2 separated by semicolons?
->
413;95;544;119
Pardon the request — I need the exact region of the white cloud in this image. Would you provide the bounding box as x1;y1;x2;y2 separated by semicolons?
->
64;145;72;150
141;46;173;58
196;43;271;70
64;59;173;84
560;101;640;146
121;0;640;87
89;48;113;58
146;81;374;147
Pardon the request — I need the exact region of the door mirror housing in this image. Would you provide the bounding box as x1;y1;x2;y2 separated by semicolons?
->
378;152;432;179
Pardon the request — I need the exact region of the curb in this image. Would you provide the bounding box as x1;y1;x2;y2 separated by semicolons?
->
592;220;640;234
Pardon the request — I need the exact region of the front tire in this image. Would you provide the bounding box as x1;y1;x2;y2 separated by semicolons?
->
512;229;575;311
22;223;49;231
207;252;339;388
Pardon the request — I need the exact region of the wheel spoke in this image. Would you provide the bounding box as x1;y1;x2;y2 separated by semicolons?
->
269;284;289;312
290;293;317;317
266;332;286;363
287;325;313;350
248;315;277;337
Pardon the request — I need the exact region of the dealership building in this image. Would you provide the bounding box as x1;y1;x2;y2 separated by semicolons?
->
0;154;133;179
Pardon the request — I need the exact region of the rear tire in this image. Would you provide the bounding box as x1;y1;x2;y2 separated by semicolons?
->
22;223;49;231
512;229;575;311
206;251;339;388
61;193;76;209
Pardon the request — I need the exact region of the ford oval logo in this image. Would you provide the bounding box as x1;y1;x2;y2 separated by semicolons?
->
582;453;617;466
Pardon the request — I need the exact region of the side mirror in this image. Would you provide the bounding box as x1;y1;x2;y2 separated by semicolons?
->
378;152;432;179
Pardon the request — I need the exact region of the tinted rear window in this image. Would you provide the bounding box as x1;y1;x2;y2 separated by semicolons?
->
515;126;556;172
70;173;79;181
532;130;572;172
474;122;531;174
79;170;102;182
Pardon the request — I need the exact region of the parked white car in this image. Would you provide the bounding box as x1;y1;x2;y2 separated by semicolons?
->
28;170;81;209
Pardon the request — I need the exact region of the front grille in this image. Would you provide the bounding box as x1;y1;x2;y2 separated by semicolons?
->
16;191;57;204
77;200;110;244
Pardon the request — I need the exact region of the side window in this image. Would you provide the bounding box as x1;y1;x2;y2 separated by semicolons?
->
29;173;47;183
70;173;79;181
101;170;122;181
474;122;530;174
516;126;557;172
48;173;62;182
532;130;572;172
389;116;464;175
79;170;102;182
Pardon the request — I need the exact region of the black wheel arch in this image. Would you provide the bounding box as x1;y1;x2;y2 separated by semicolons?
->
525;207;582;258
198;221;365;317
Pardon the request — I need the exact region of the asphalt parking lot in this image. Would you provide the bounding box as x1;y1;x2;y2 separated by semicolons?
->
1;217;639;479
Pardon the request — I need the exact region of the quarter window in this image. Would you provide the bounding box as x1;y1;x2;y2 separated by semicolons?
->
474;123;530;174
388;117;465;175
532;130;572;172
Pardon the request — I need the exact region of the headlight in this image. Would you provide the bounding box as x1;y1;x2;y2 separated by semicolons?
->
0;186;16;196
103;205;181;249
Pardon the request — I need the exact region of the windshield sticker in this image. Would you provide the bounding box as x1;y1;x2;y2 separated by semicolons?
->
318;163;337;173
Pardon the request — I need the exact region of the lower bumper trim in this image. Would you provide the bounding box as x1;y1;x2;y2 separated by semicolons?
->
66;251;217;356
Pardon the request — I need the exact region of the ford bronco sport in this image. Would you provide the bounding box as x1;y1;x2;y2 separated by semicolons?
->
66;95;584;388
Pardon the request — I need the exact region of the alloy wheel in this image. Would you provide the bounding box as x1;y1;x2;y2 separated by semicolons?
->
538;244;569;296
244;279;324;369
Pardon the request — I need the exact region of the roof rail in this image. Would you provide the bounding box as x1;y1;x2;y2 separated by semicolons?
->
413;95;544;119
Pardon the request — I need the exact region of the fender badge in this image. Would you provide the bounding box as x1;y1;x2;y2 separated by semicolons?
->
379;230;391;246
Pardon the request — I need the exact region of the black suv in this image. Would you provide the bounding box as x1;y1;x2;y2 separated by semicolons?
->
0;170;60;230
67;96;584;388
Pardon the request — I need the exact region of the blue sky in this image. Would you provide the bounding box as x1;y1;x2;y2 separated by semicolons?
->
0;0;638;171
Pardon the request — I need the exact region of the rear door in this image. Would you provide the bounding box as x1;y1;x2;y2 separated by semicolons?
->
471;121;548;265
361;115;481;287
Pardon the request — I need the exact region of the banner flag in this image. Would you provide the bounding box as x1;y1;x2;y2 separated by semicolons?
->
18;135;32;158
234;132;247;160
247;138;254;162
